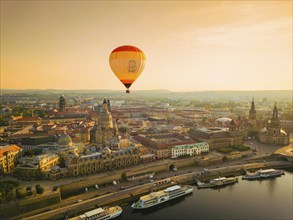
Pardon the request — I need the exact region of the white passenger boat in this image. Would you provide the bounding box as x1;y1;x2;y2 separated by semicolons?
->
68;206;122;220
131;185;193;209
242;169;285;180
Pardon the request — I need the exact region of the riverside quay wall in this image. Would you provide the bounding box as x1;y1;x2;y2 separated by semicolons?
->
60;156;200;199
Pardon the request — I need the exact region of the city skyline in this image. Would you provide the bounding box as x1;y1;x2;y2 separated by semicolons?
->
1;1;292;91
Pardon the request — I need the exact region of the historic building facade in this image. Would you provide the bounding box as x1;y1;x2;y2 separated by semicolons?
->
259;103;289;145
66;146;140;177
90;99;118;146
171;142;209;158
15;153;59;178
0;145;22;174
188;120;244;150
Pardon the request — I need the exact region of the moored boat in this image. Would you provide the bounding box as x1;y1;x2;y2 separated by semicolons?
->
68;206;122;220
131;185;193;209
242;169;285;180
196;177;238;189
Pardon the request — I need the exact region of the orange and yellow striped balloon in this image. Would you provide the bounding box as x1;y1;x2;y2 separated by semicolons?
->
109;45;146;93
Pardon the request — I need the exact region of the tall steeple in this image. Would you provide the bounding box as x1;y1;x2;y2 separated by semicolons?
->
59;94;66;112
249;96;256;120
272;102;278;120
107;99;111;112
269;102;280;128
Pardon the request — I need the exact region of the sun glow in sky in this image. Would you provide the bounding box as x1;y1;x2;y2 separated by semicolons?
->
1;1;292;91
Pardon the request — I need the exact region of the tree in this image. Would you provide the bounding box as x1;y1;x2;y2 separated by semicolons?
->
26;186;32;191
118;127;128;133
36;184;44;194
121;172;127;181
22;109;32;117
6;189;15;202
59;157;66;168
0;191;3;204
0;118;9;126
26;190;33;196
34;110;47;118
23;150;34;157
16;187;26;199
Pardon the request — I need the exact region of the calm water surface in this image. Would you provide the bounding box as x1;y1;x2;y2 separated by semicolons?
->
119;169;293;220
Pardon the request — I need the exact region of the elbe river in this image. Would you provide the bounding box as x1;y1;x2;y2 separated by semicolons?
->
119;168;293;220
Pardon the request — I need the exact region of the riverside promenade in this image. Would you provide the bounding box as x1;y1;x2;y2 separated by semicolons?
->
14;160;293;220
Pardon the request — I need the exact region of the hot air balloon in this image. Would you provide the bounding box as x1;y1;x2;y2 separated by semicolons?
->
109;45;146;93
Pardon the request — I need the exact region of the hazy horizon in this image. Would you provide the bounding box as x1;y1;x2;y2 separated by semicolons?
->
1;88;292;93
1;1;292;91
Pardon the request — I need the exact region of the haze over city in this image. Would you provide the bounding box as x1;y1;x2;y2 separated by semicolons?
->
1;2;293;220
1;1;292;91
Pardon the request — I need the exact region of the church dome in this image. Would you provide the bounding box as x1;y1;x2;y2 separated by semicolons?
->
216;117;232;123
58;133;73;147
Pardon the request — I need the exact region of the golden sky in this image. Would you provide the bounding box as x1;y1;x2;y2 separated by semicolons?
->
1;1;292;91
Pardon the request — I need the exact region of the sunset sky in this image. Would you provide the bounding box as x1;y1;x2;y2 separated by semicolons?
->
1;1;292;91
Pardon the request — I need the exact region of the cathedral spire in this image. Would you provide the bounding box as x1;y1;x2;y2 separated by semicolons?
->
59;94;66;112
251;96;255;110
272;102;278;120
249;97;256;120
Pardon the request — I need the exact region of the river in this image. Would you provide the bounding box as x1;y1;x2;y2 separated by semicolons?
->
119;168;293;220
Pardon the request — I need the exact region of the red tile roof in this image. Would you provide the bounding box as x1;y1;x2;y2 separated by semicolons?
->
0;145;21;157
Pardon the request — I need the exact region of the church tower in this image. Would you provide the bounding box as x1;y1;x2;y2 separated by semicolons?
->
249;97;256;120
228;119;237;135
259;102;288;145
247;97;258;138
268;102;281;132
90;99;118;146
59;95;66;112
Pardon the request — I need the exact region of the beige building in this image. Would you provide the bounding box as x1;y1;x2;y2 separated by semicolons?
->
189;121;244;150
15;153;59;178
0;145;22;174
259;103;289;145
280;120;293;134
66;146;140;177
171;142;209;158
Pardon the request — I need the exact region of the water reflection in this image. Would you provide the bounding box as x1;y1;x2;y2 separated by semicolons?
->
267;178;277;196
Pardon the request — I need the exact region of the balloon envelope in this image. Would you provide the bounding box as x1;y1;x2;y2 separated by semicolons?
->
109;45;146;93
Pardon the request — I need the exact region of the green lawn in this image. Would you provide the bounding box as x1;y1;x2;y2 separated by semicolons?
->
231;145;250;151
217;147;234;153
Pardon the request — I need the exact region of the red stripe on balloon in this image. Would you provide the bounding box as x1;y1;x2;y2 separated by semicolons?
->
111;45;142;53
120;79;134;84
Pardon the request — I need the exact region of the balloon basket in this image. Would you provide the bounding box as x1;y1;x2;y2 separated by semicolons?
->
126;89;130;94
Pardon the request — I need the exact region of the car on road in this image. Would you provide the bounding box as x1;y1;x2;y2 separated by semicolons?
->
77;199;83;203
